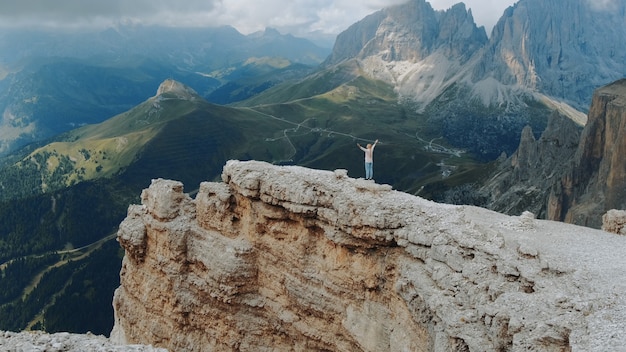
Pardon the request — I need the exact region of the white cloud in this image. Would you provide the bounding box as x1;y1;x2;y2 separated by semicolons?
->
585;0;619;11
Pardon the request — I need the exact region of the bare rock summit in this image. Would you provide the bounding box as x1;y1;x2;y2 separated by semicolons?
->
155;79;198;100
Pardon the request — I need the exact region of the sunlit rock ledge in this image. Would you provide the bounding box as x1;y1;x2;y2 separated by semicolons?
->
111;159;626;352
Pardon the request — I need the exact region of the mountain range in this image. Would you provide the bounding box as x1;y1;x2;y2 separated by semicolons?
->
1;0;625;338
317;0;625;159
0;25;329;156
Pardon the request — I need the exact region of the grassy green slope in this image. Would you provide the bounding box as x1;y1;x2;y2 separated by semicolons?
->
117;102;300;190
235;60;362;107
233;74;488;195
22;61;467;198
3;92;235;196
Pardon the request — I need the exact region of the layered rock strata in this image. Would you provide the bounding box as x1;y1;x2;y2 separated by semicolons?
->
111;160;626;352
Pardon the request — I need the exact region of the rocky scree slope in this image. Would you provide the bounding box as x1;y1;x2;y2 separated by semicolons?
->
112;160;626;351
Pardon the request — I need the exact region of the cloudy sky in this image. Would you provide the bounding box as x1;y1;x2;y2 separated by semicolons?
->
0;0;517;41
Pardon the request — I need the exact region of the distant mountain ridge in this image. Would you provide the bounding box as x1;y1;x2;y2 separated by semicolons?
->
0;79;252;198
0;25;328;68
0;76;447;201
324;1;487;108
0;25;329;156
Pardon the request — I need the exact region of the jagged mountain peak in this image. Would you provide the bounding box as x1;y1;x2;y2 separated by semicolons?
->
323;0;625;118
326;0;487;65
323;0;488;112
473;0;626;111
312;0;625;159
155;79;199;100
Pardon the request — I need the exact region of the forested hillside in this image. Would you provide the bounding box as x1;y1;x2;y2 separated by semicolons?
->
0;179;134;335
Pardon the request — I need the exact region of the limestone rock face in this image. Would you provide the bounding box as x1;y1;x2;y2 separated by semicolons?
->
473;0;626;111
484;79;626;228
562;79;626;226
322;0;488;115
325;0;487;65
112;160;626;352
481;110;581;218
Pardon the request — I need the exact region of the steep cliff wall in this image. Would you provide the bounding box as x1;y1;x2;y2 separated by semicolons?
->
483;79;626;228
111;160;626;352
561;79;626;226
481;110;582;218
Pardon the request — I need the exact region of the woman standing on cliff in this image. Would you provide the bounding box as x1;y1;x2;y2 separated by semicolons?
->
357;139;378;180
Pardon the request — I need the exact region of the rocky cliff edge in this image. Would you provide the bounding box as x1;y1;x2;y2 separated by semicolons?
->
111;160;626;352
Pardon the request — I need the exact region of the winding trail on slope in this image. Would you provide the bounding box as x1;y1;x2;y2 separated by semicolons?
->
0;232;118;330
242;107;378;163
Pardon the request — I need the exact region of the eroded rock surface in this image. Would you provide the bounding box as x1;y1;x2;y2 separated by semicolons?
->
111;160;626;352
602;209;626;235
484;79;626;229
